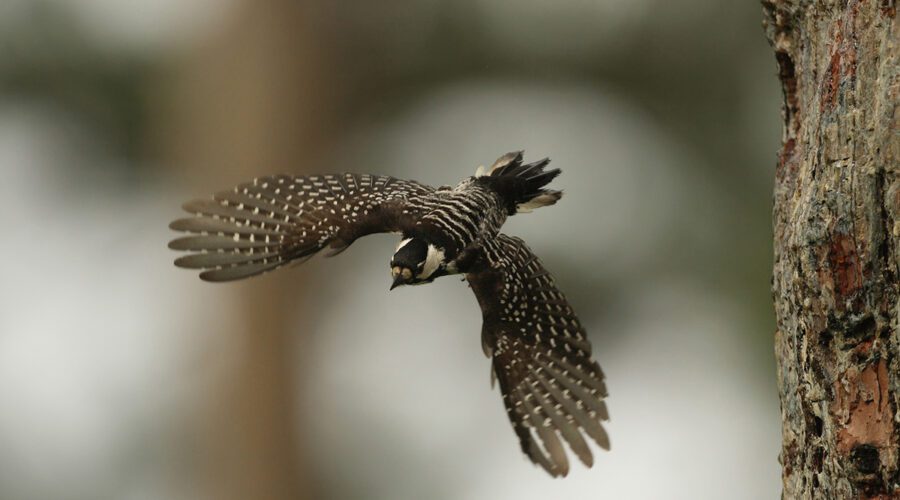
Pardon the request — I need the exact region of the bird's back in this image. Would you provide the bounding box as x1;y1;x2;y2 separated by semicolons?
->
411;152;563;259
412;179;508;258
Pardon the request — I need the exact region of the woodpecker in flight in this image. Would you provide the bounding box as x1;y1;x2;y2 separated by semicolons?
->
168;151;609;476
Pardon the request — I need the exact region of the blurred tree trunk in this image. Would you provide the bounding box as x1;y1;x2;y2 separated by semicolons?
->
158;1;339;499
764;1;899;498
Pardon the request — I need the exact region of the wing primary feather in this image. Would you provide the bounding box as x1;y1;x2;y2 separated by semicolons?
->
536;327;593;355
515;386;566;477
536;357;608;419
168;235;274;251
526;374;594;467
213;191;299;220
169;217;283;236
533;368;610;451
198;261;283;282
543;354;608;397
174;251;282;269
182;199;287;226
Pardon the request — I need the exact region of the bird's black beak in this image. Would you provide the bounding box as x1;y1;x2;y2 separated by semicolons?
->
390;274;405;290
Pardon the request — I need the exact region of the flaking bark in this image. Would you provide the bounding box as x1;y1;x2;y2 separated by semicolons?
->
763;1;899;498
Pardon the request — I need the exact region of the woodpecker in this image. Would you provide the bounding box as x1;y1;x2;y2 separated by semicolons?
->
168;151;609;476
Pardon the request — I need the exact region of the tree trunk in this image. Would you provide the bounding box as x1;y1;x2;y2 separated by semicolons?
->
763;1;899;498
158;1;338;498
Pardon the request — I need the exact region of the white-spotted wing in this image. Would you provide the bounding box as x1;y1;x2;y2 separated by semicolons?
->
169;174;434;281
464;234;609;477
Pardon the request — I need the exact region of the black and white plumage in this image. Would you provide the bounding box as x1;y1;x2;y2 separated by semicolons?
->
168;152;609;476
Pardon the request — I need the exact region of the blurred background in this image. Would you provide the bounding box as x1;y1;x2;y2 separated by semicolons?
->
0;0;781;499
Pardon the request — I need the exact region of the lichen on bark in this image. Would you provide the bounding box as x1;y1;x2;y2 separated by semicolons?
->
763;0;899;497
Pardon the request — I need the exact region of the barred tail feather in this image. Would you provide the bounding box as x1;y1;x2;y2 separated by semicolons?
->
484;151;563;214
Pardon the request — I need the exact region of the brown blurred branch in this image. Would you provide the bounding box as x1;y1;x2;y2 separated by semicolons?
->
764;1;899;498
158;1;340;499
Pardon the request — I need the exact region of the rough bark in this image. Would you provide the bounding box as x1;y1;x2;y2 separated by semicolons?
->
764;1;899;498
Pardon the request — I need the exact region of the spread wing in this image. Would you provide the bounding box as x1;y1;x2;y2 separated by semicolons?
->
169;173;434;281
464;234;609;477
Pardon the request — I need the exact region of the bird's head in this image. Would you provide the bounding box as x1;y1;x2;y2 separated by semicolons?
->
390;237;444;289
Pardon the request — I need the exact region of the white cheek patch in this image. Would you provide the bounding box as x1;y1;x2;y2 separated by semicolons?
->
417;244;445;279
